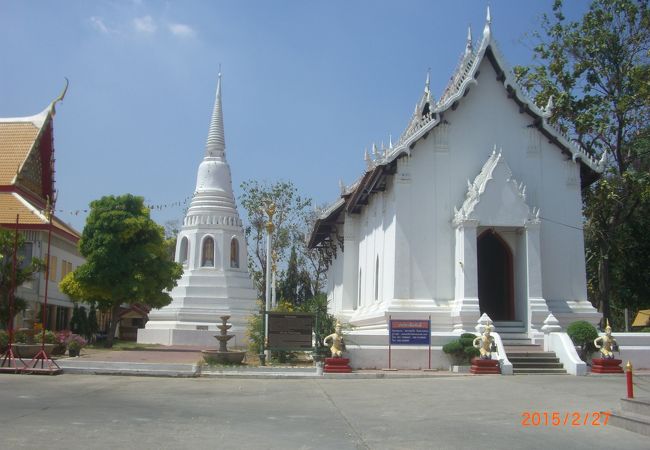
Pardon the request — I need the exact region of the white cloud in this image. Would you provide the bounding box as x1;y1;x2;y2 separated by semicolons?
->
89;16;110;34
133;15;157;34
168;23;196;39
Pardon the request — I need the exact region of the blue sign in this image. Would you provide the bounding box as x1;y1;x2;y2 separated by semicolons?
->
390;320;431;345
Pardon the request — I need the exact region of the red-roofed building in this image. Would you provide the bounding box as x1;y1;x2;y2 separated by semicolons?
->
0;85;84;331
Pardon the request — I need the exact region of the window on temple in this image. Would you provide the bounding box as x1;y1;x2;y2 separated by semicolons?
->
356;268;362;310
179;237;189;266
375;256;379;301
48;255;58;281
201;236;215;267
18;242;33;270
230;237;239;268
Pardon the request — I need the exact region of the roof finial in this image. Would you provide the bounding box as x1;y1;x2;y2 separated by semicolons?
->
425;68;431;93
465;25;473;55
484;5;492;38
389;133;393;149
205;69;226;157
50;77;69;116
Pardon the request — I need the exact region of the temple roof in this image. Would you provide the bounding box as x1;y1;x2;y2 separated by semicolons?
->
0;121;41;185
0;192;80;241
309;9;605;249
0;80;80;242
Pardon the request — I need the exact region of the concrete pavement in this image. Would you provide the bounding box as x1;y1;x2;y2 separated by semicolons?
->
1;373;649;449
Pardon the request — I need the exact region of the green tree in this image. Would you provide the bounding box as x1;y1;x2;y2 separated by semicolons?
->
239;180;311;300
0;227;44;328
515;0;650;326
87;302;99;342
60;194;183;347
278;246;300;304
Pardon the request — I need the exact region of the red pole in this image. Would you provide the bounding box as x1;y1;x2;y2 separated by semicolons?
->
388;315;392;369
428;315;431;370
626;361;634;399
40;209;53;351
9;214;19;347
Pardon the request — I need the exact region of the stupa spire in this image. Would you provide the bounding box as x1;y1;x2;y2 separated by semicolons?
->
205;71;226;157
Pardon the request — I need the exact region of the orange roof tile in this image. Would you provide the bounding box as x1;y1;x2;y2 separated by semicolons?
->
0;192;80;240
0;122;40;185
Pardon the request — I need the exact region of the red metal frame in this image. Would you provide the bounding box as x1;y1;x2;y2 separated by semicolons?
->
0;215;26;373
24;199;61;374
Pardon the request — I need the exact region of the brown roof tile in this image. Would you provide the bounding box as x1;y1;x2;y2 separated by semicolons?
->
0;193;80;240
0;122;40;185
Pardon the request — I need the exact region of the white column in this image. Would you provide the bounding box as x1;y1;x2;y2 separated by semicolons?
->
341;215;359;311
393;159;412;300
452;219;480;332
524;219;550;341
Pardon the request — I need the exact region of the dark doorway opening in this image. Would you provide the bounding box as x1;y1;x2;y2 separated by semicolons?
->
477;230;514;321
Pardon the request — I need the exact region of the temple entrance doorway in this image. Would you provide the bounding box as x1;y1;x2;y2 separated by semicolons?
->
477;229;514;321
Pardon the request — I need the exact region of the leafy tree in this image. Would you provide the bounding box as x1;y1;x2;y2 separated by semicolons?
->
297;205;330;297
0;227;44;328
87;302;99;342
69;303;82;334
515;0;650;326
239;180;311;300
299;293;336;358
60;194;183;347
279;246;299;304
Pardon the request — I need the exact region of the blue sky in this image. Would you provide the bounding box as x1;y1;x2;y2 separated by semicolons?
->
0;0;590;232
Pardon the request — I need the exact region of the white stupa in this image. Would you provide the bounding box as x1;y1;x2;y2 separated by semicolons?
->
138;73;258;347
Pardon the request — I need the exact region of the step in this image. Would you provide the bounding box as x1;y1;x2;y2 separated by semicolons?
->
510;362;564;369
513;368;567;374
500;339;533;345
621;398;650;416
609;411;650;437
493;321;524;327
507;351;557;358
503;345;544;352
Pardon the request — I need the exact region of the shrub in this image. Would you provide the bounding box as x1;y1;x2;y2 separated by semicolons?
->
66;334;87;351
0;330;7;352
567;320;599;362
443;333;479;365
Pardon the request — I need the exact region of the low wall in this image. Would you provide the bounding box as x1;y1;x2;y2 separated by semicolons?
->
344;331;463;370
611;333;650;370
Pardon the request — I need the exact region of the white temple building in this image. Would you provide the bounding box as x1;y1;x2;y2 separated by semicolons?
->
309;11;605;369
138;73;258;347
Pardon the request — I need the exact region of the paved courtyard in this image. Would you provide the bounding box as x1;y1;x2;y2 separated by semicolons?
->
0;373;648;449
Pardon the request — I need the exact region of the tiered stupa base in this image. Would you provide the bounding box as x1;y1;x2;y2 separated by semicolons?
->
591;358;623;374
470;357;500;374
324;357;352;373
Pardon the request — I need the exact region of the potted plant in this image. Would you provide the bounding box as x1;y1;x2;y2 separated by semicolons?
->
443;333;480;372
66;334;87;357
52;330;71;356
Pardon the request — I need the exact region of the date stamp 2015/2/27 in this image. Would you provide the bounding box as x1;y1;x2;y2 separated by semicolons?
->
521;411;610;427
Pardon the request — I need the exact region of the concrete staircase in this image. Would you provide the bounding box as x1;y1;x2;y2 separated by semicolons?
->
609;398;650;437
494;321;534;346
494;321;567;374
506;350;567;375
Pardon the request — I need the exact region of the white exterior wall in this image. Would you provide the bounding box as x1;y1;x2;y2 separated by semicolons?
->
329;58;596;328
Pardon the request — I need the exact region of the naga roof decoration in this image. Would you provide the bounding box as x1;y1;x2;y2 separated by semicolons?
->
309;8;604;248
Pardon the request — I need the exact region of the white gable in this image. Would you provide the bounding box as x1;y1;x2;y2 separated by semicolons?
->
454;149;538;227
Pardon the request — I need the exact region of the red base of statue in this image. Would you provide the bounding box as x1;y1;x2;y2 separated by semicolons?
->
470;357;500;374
324;357;352;373
591;358;623;374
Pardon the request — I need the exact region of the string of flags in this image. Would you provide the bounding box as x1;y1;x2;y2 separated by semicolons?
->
0;195;195;216
56;195;194;216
